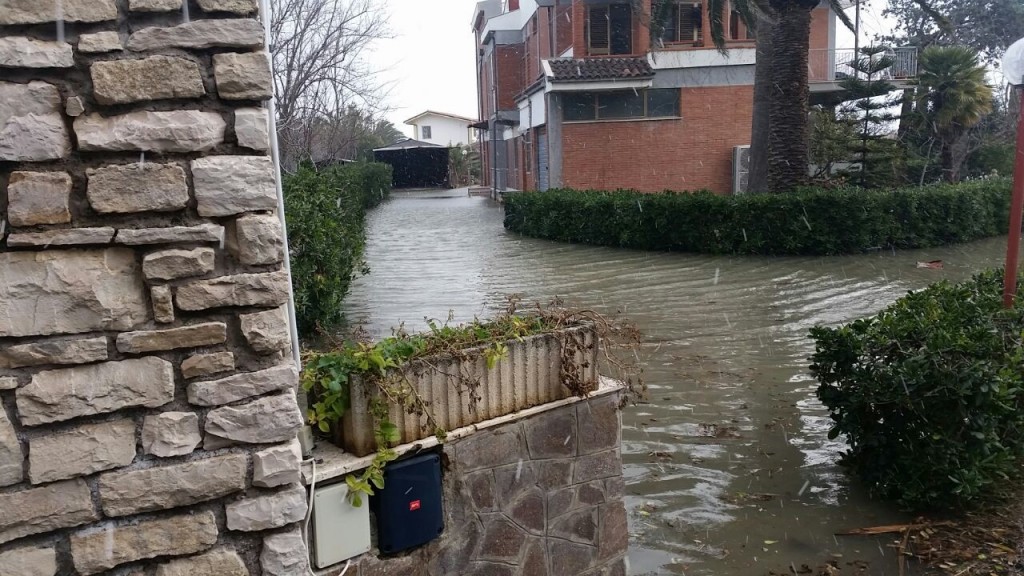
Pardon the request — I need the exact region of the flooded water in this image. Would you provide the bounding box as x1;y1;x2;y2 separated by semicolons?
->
343;188;1008;576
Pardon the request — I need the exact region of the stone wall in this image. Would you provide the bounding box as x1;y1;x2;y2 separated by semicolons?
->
0;1;307;574
324;391;628;576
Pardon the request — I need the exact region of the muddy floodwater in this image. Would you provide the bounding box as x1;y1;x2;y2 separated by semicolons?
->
342;188;1008;576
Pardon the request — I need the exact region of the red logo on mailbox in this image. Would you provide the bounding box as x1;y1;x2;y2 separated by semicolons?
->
409;500;421;511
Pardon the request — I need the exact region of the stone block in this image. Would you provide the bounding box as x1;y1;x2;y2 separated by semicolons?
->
466;470;496;511
507;488;545;535
227;213;284;265
213;52;273;100
253;439;301;488
0;81;70;161
92;56;205;105
240;306;290;354
98;453;247;517
478;516;525;562
0;37;73;68
152;285;175;323
142;412;201;457
0;377;16;390
548;540;596;576
6;171;72;226
1;0;116;24
550;507;598;545
225;484;306;531
86;163;189;214
261;527;309;576
74;111;226;152
188;364;296;406
597;502;628;561
116;322;227;354
78;31;122;53
6;228;116;247
466;562;516;576
0;408;23;487
130;0;184;12
532;459;572;491
0;249;147;338
205;391;303;444
0;479;97;544
458;426;526;472
28;419;136;484
181;351;235;379
578;480;607;507
197;0;258;13
142;247;216;281
0;546;56;576
176;270;291;311
572;449;621;484
0;336;107;369
192;156;277;217
18;357;174;426
66;96;85;116
116;224;225;246
127;19;264;51
155;548;248;576
521;539;547;576
70;511;218;575
525;406;576;459
577;394;620;455
234;108;270;150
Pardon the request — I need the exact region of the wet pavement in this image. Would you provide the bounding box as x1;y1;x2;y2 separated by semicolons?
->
343;188;1007;575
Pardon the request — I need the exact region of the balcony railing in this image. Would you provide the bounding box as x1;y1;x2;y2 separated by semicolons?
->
808;47;918;83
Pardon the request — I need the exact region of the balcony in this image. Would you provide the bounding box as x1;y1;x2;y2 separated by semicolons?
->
809;47;918;86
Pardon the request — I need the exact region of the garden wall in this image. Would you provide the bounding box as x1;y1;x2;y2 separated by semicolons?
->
0;1;307;574
310;386;629;576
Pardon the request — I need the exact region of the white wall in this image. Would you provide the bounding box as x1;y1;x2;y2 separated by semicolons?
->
517;90;546;132
411;115;474;147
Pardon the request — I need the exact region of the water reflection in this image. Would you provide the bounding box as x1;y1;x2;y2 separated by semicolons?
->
344;189;1007;575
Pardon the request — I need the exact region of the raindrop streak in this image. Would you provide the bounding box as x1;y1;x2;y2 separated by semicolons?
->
55;0;65;42
138;152;145;169
182;0;191;23
713;268;720;285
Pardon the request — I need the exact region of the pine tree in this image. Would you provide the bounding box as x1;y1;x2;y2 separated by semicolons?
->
837;46;902;188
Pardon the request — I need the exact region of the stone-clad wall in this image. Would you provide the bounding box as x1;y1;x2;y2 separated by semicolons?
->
336;392;628;576
0;1;308;574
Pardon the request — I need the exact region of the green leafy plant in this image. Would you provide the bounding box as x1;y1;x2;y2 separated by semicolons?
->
810;269;1024;510
302;299;646;505
503;179;1013;256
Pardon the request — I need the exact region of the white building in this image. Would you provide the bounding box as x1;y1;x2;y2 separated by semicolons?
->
404;111;478;148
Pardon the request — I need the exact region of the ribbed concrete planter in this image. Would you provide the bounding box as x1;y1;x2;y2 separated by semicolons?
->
338;324;599;456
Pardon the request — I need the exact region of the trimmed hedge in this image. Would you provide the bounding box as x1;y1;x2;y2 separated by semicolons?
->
811;270;1024;510
284;162;392;338
503;180;1013;255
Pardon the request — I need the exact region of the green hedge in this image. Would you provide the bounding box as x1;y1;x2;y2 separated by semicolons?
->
503;180;1013;255
284;162;392;338
811;270;1024;510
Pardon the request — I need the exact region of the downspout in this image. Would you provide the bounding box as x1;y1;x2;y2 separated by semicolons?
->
258;0;302;372
491;45;500;195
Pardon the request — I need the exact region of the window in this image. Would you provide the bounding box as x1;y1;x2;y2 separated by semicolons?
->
562;89;680;122
729;10;754;41
587;3;632;55
659;2;703;45
421;126;432;139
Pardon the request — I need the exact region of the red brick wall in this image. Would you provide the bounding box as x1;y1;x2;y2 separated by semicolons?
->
496;45;525;110
560;86;754;193
809;7;830;51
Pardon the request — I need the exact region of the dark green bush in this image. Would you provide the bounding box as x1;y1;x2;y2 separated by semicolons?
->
810;270;1024;510
284;162;392;338
503;180;1012;255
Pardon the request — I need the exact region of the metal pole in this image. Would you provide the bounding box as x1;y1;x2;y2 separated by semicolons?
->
853;0;861;79
1002;88;1024;308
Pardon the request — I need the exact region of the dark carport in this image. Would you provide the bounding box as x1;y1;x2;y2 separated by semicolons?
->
373;138;450;189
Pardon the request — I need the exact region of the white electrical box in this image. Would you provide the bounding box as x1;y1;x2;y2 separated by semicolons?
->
312;481;372;568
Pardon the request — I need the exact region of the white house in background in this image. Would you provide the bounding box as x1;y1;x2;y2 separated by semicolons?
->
404;110;478;147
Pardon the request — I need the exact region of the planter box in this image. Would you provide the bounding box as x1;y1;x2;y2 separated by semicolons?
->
339;324;599;456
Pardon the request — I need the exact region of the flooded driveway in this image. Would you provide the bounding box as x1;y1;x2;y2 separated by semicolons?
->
342;188;1008;575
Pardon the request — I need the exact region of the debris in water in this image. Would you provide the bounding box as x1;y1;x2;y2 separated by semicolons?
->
916;260;943;269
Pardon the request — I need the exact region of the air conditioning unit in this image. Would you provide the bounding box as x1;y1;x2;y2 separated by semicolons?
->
732;145;751;194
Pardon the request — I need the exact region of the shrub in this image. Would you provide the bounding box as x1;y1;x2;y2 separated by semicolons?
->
284;162;392;338
810;270;1024;510
503;180;1012;255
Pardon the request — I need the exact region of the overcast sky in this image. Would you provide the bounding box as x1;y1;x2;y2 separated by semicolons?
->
364;0;892;137
367;0;482;137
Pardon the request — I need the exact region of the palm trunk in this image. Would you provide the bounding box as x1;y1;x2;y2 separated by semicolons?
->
747;11;774;193
766;0;815;192
940;139;956;182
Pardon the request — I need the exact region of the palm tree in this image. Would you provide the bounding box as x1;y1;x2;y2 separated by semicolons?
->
915;46;993;182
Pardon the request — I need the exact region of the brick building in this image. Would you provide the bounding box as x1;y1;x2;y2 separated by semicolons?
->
472;0;872;194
